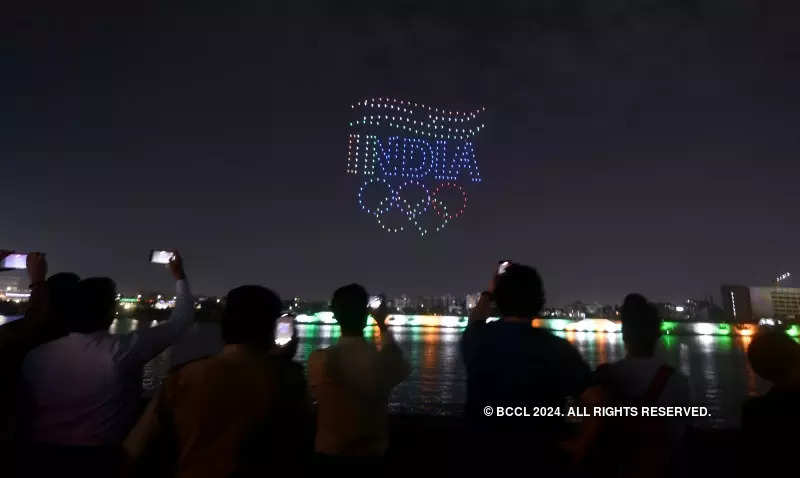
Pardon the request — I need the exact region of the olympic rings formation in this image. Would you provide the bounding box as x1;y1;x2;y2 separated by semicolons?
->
357;178;468;237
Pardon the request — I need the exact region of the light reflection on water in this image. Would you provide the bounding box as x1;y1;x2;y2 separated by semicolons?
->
117;320;769;429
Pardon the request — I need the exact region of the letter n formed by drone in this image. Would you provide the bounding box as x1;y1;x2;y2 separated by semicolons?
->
346;97;485;237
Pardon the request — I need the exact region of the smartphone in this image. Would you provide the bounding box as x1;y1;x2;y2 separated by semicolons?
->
274;314;295;346
497;260;512;275
368;295;383;310
1;253;28;270
149;250;175;264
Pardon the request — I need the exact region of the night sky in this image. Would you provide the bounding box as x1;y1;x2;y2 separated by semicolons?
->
4;1;800;306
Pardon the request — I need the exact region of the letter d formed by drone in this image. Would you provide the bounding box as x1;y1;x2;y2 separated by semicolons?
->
346;97;485;237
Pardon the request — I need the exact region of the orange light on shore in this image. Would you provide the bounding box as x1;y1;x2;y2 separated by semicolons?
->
564;318;621;333
735;324;756;336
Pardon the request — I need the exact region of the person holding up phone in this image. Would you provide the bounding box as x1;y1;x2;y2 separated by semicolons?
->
0;251;75;388
17;251;194;477
1;252;48;435
460;262;591;474
0;251;49;351
1;252;82;474
308;284;410;471
1;251;45;468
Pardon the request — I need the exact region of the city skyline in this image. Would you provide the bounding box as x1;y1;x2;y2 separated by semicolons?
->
7;265;795;317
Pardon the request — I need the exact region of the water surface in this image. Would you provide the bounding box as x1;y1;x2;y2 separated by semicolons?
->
122;320;768;429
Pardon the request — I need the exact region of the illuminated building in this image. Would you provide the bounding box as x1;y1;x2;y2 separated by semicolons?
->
750;286;800;320
0;271;28;302
656;302;690;321
721;285;753;322
0;272;26;293
566;301;587;319
394;294;411;311
722;284;800;321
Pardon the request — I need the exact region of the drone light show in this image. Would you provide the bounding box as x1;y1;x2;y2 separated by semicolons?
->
347;97;486;237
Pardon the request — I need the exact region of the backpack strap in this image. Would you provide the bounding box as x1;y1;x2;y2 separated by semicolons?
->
643;365;674;402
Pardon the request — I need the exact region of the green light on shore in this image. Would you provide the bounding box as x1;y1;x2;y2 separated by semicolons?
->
661;321;678;334
717;323;732;335
787;325;800;337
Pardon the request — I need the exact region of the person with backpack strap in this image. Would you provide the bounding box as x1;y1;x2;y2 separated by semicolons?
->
562;294;692;478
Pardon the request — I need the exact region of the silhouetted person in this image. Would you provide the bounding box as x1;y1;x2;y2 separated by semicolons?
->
599;294;691;407
0;253;70;475
0;265;78;366
461;263;591;472
740;331;800;475
17;252;193;477
563;293;691;478
309;284;410;471
1;253;58;394
124;285;313;478
0;253;60;369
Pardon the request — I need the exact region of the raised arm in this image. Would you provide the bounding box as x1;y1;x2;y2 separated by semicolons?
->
116;252;195;371
462;266;499;366
468;291;493;324
373;302;410;388
0;252;50;354
461;292;492;369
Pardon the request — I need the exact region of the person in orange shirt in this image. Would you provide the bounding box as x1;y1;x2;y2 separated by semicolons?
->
124;285;313;478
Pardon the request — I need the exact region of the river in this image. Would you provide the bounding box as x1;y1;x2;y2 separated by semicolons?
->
120;319;769;429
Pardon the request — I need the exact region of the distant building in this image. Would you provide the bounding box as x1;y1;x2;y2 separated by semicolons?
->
721;285;754;322
566;301;587;319
656;302;690;321
684;298;708;320
393;294;411;311
721;284;800;321
0;271;28;301
576;302;599;315
466;292;481;310
441;294;463;314
750;287;800;320
542;307;566;317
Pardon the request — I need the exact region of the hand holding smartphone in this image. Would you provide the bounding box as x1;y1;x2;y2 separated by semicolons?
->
149;250;176;264
488;260;512;294
274;314;295;346
497;260;512;275
1;251;47;284
368;294;390;328
150;249;185;281
368;295;384;310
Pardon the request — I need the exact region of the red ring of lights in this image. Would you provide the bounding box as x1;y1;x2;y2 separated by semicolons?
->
430;181;468;220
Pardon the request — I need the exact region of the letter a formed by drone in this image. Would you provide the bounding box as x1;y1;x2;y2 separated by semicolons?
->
346;97;485;237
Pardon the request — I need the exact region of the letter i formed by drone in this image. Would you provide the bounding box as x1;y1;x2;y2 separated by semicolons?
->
346;97;485;237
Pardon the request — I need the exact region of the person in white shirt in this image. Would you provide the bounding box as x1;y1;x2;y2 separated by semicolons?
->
17;251;194;473
599;294;692;412
563;293;691;478
308;284;410;468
